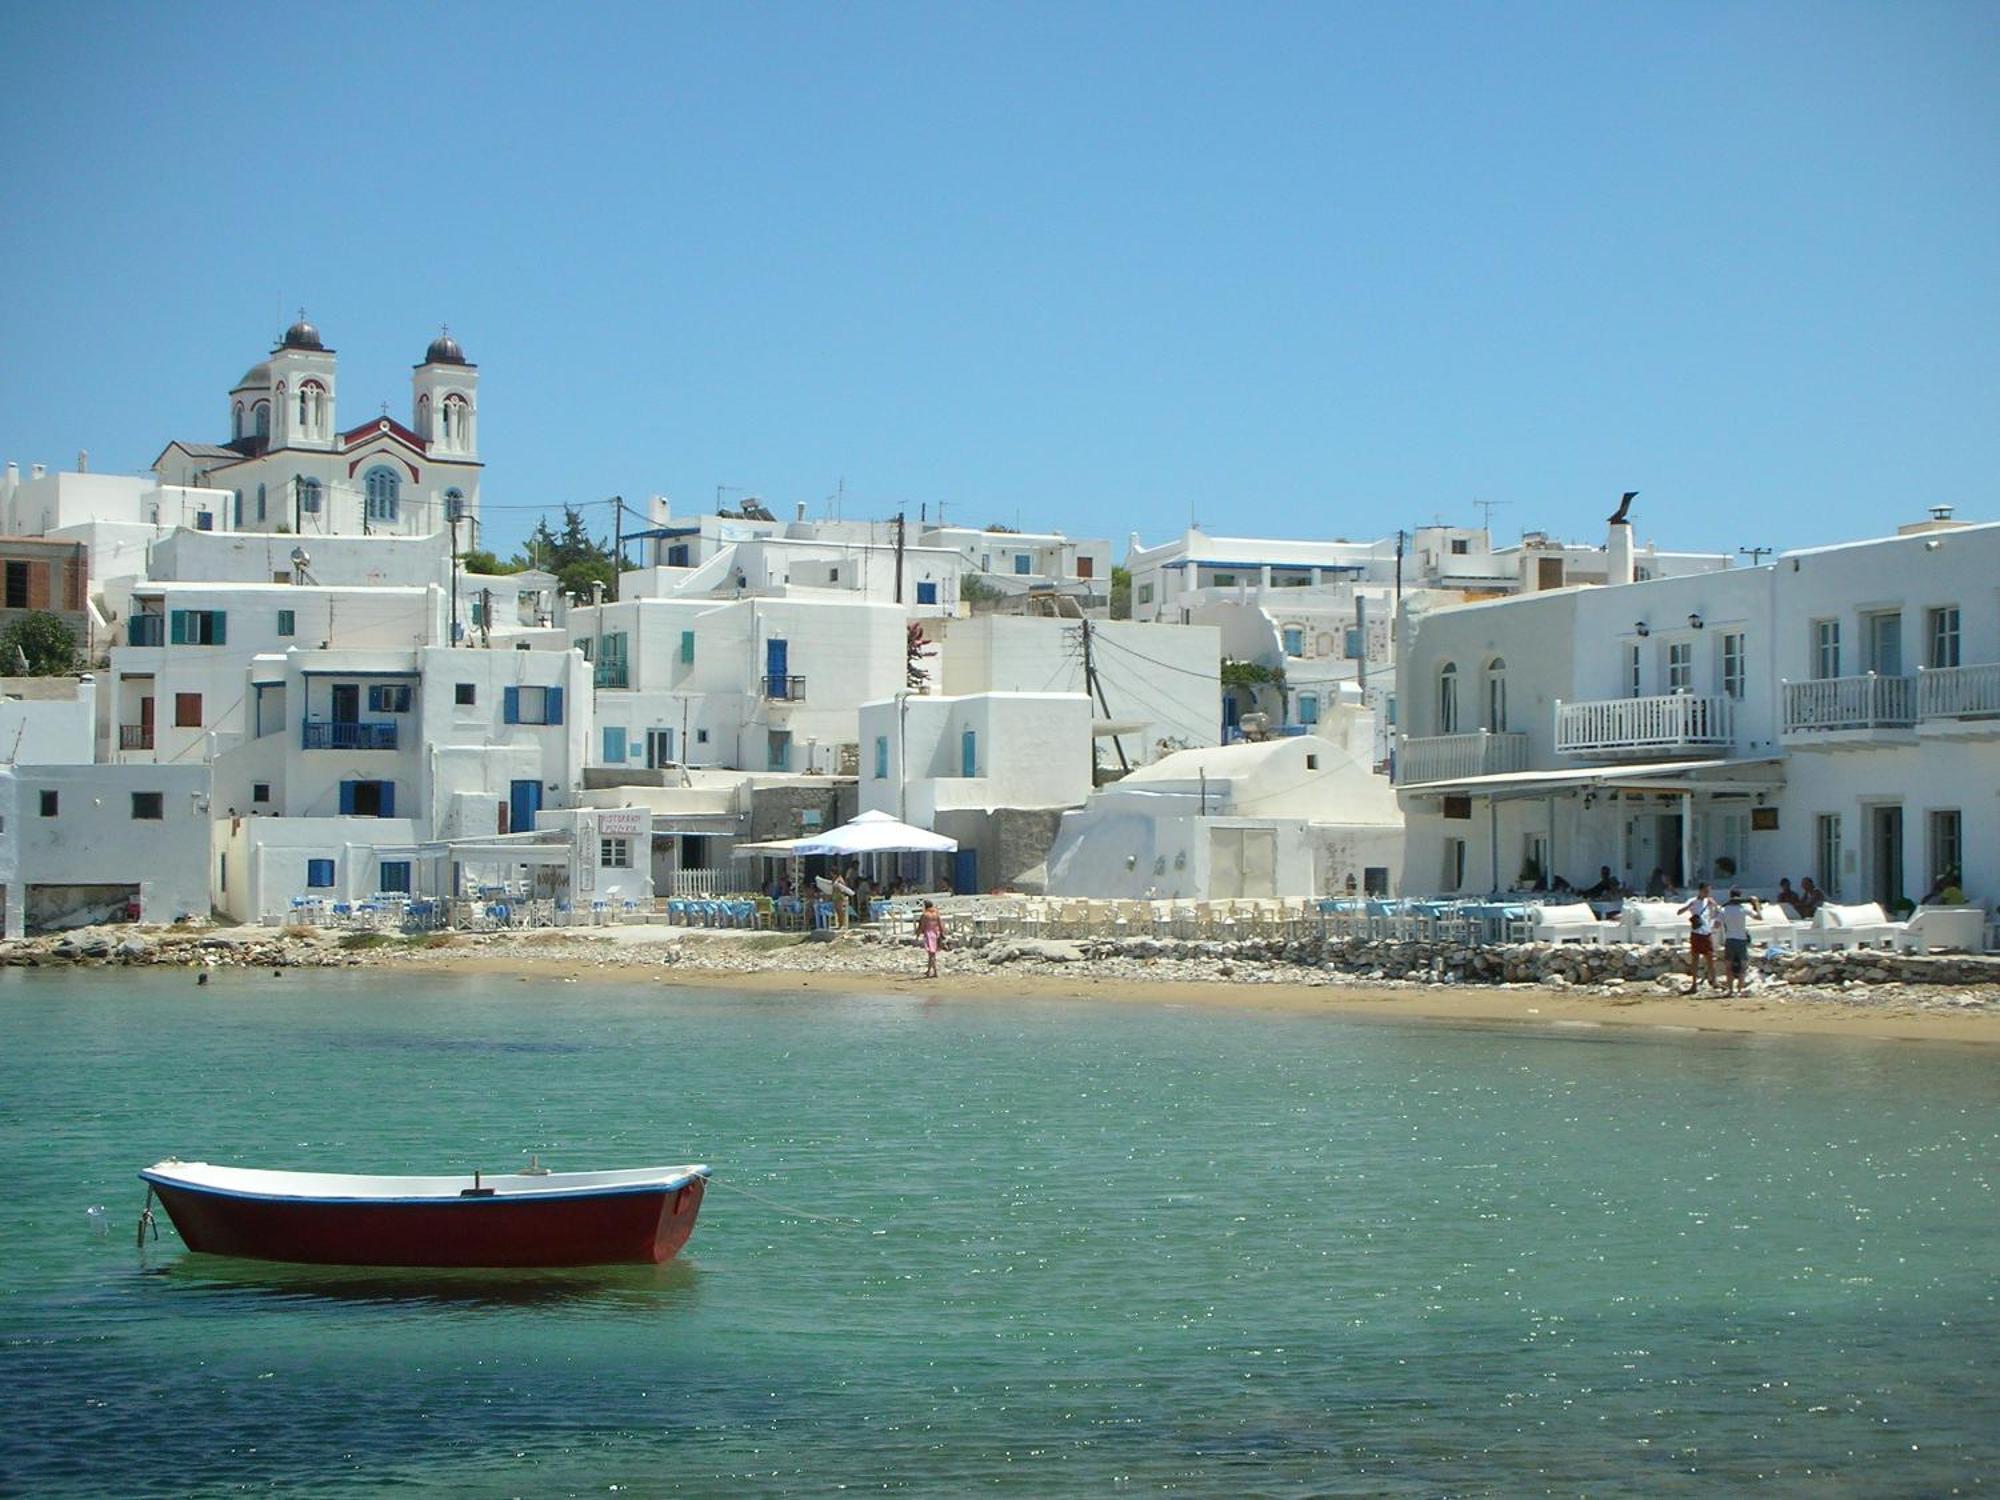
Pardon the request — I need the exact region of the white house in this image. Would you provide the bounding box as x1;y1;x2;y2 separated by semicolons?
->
1;761;211;935
207;642;590;921
105;582;449;763
569;594;908;775
0;675;97;764
1393;512;2000;910
858;690;1094;892
929;614;1222;767
1045;710;1404;901
920;524;1113;613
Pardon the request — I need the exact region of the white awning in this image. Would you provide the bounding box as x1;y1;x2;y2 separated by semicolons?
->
1399;757;1785;802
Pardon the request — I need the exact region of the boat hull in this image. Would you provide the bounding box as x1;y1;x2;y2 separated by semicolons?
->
145;1175;706;1268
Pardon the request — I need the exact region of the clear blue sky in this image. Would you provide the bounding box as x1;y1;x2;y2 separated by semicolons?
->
1;2;1993;561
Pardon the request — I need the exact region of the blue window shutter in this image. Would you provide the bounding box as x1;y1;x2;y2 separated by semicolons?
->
962;728;977;777
380;782;395;818
603;726;625;762
307;859;333;888
211;612;226;646
874;736;888;779
503;687;520;724
366;685;382;713
680;630;695;664
169;610;187;645
916;581;937;605
546;687;564;724
338;781;355;815
277;609;294;637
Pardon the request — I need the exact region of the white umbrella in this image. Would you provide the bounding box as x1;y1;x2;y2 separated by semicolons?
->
791;810;957;856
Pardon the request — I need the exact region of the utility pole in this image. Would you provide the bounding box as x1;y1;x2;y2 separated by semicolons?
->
1393;528;1405;647
1355;595;1369;692
893;510;906;605
292;474;301;536
611;495;623;602
1079;618;1129;785
448;512;461;645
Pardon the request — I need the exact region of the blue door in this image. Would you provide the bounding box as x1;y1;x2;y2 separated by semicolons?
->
953;849;978;895
765;637;788;694
509;779;542;835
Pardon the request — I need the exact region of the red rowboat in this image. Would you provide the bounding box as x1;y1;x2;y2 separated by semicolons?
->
138;1160;710;1268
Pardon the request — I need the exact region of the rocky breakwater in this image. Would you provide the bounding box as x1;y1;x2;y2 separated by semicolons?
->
0;925;410;970
969;931;2000;998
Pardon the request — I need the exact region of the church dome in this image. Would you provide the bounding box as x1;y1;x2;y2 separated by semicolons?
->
233;360;272;391
423;330;469;366
280;316;324;350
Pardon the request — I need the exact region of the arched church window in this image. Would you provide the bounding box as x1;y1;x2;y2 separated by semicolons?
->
253;402;270;440
364;466;401;523
233;402;244;439
256;483;267;522
443;393;468;444
1438;662;1459;735
298;478;322;514
444;488;466;523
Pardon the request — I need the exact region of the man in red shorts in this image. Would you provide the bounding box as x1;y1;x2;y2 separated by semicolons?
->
1677;882;1722;994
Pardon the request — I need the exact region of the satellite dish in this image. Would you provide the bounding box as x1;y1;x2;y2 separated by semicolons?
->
290;547;310;568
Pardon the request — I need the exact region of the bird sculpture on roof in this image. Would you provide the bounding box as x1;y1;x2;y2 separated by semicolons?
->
1607;491;1637;525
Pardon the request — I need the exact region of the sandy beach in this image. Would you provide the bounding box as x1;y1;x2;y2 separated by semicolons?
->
368;929;2000;1046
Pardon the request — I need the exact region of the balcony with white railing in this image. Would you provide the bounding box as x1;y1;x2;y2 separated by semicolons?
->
1781;673;1917;746
1917;662;2000;733
1394;730;1529;785
1554;693;1734;759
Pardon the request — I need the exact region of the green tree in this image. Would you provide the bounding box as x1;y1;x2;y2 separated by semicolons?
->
0;611;80;676
511;505;616;597
457;548;522;576
1109;565;1132;619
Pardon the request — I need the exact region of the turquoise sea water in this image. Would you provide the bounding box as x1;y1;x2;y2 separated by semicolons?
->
1;969;1995;1497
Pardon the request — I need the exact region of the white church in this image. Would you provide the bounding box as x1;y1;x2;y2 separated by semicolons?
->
152;316;482;541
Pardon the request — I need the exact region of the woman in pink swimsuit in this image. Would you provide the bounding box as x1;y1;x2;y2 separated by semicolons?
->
917;901;946;978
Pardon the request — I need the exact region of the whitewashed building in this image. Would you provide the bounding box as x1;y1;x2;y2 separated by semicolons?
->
1393;513;2000;911
1045;708;1403;901
858;690;1094;892
208;642;590;921
105;582;449;763
1;761;211;935
569;594;908;775
928;614;1222;767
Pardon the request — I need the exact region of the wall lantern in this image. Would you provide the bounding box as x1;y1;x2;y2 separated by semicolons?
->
1688;613;1704;630
1634;622;1650;637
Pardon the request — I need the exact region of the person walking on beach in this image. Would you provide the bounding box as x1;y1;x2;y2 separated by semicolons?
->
1717;887;1762;996
916;900;946;978
1678;882;1722;994
831;869;854;929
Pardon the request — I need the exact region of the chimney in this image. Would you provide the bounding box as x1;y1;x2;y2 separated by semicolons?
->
1606;518;1635;586
77;449;89;472
795;500;808;522
31;463;47;479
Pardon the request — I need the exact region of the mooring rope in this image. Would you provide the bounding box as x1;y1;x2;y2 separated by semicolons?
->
705;1176;869;1228
136;1185;157;1249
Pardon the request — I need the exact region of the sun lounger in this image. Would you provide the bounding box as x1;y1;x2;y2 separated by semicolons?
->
1616;900;1688;945
1799;902;1903;951
1893;905;1987;954
1529;903;1618;944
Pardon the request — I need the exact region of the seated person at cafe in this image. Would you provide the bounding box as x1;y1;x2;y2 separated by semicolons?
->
1582;865;1623;899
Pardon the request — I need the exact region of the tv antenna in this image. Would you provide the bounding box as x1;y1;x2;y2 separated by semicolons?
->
1472;498;1510;532
1738;545;1773;567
